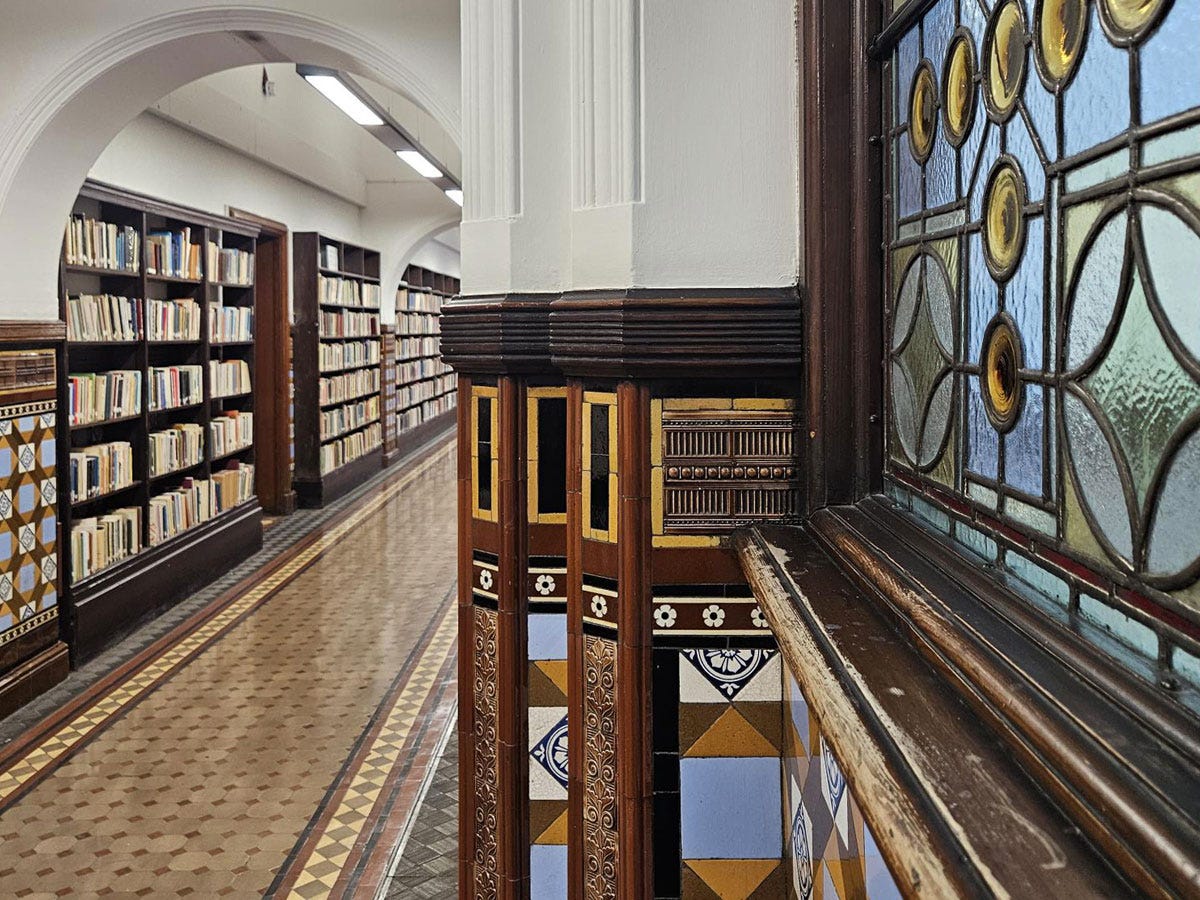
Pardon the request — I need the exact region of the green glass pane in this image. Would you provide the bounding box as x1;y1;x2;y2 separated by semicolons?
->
923;254;955;356
1085;270;1200;510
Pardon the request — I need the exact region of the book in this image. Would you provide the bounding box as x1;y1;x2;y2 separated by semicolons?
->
68;370;143;426
146;228;201;278
67;294;142;342
210;359;251;398
64;216;140;272
148;365;203;410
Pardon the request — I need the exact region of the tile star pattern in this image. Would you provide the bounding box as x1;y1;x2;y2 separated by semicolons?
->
0;399;58;649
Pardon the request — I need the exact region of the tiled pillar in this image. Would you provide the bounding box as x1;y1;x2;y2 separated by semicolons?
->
458;375;531;899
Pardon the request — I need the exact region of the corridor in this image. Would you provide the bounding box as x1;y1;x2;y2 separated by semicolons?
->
0;439;459;899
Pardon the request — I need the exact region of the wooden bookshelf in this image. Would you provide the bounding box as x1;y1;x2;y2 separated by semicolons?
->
389;264;458;462
292;232;383;506
59;180;263;661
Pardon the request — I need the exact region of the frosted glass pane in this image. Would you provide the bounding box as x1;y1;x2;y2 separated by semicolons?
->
893;259;921;349
967;376;1000;477
1005;383;1044;496
1065;211;1126;371
1008;115;1046;201
928;137;958;208
1064;392;1133;560
968;231;999;362
1023;59;1056;159
892;360;919;460
924;254;955;355
898;137;922;218
924;0;957;62
920;373;955;464
1143;124;1200;167
898;29;920;117
1147;426;1200;576
1063;6;1130;157
1140;205;1200;363
1007;216;1045;369
970;124;1002;221
1140;0;1200;125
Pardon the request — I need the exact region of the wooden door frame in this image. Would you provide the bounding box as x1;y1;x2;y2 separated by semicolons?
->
228;207;296;515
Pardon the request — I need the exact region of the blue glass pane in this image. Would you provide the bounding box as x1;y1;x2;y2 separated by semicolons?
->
1008;114;1046;202
898;136;922;218
1063;6;1130;158
970;122;1001;221
1047;386;1057;500
924;0;956;63
1006;383;1044;496
898;28;920;119
962;0;989;41
1007;216;1045;370
967;376;1000;477
1140;0;1200;125
928;136;957;208
1022;69;1056;163
969;231;999;361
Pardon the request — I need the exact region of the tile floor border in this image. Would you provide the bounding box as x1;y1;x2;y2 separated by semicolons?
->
0;436;455;814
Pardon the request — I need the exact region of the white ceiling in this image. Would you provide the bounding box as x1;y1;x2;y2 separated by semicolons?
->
148;62;461;210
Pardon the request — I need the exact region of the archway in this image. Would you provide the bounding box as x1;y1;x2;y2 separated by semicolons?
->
0;4;461;319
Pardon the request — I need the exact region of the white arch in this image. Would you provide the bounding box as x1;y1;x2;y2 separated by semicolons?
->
0;2;461;319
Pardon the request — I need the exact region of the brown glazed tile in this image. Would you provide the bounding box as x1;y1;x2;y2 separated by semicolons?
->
0;444;458;897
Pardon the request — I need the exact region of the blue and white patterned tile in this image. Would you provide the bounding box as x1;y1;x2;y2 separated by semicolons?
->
528;707;569;800
788;777;815;900
679;648;781;703
820;736;849;844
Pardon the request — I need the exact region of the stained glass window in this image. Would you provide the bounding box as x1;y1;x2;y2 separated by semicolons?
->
884;0;1200;612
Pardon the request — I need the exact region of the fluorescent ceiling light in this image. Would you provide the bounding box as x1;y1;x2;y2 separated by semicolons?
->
303;74;383;126
397;150;443;178
445;189;463;207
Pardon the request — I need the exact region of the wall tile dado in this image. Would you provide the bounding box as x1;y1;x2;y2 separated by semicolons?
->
652;398;801;549
529;606;568;898
0;399;58;646
783;668;899;900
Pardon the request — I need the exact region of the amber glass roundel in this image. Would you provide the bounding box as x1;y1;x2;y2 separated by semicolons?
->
909;61;938;163
983;160;1027;280
942;33;976;146
985;0;1028;120
1037;0;1087;85
982;316;1024;432
1100;0;1170;41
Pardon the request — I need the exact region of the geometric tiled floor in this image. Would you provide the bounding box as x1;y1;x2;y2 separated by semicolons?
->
383;733;458;899
0;437;458;898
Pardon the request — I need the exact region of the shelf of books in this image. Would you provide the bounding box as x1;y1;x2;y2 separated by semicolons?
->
390;264;459;461
59;180;263;661
292;232;383;506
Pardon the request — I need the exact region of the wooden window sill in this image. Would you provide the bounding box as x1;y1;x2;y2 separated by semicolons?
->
736;498;1200;897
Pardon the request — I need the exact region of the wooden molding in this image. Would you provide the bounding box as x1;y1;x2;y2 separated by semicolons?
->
0;321;66;344
0;640;69;721
441;288;801;378
736;522;1139;897
739;500;1200;897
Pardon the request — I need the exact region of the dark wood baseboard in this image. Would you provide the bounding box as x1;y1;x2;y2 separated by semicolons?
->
391;411;456;464
265;488;297;517
68;502;264;662
0;640;70;720
294;448;382;508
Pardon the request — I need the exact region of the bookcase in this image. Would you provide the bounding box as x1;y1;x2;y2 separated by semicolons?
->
59;181;263;660
292;232;383;506
391;264;458;460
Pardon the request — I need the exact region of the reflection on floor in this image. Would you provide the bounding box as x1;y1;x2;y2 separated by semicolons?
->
382;733;458;899
0;437;458;899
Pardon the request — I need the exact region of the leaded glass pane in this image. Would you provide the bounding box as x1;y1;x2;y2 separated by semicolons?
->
882;0;1200;602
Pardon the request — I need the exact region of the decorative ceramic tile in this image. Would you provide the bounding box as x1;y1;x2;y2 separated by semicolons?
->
679;756;782;860
680;649;781;703
529;708;569;799
0;399;57;648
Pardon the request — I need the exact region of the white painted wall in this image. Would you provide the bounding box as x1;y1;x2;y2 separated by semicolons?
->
460;0;800;295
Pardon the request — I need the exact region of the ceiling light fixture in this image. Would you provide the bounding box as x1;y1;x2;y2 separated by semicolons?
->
397;150;443;178
300;73;384;126
445;189;463;207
